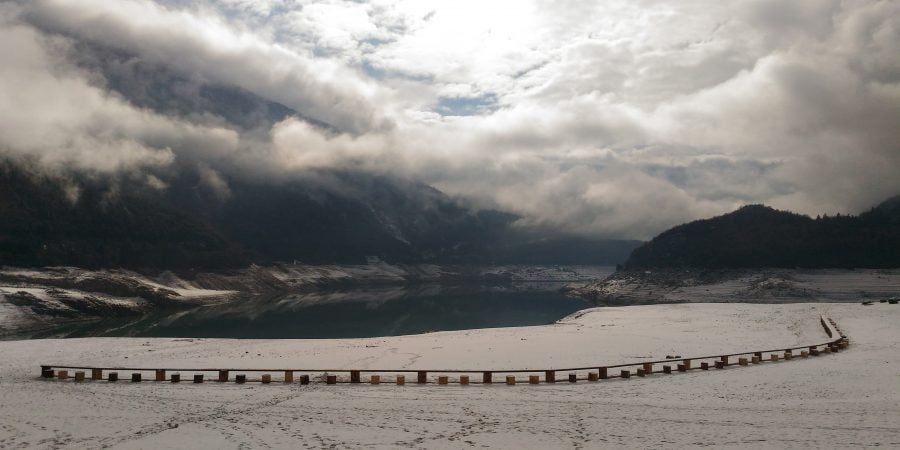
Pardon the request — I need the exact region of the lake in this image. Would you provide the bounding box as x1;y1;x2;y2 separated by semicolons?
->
24;284;595;339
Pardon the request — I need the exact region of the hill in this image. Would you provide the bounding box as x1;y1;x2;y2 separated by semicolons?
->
624;199;900;269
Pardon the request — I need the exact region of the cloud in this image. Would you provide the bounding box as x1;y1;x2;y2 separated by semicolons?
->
0;0;898;239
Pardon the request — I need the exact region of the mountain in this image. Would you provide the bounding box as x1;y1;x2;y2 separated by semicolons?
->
624;199;900;269
0;160;638;270
0;162;248;270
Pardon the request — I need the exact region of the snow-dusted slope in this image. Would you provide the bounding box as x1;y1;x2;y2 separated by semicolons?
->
0;303;897;448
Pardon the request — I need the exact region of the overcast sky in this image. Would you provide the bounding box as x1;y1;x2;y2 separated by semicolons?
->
1;0;898;239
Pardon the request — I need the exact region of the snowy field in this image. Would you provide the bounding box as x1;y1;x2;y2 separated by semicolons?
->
0;302;898;449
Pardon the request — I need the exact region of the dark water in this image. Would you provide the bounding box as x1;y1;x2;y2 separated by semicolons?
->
28;285;593;339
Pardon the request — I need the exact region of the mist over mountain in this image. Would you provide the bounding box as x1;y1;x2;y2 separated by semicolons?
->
0;160;639;270
624;198;900;270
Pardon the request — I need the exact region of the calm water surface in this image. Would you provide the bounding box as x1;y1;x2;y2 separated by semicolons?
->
30;284;594;339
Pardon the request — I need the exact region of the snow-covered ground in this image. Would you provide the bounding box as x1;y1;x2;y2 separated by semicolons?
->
0;302;898;448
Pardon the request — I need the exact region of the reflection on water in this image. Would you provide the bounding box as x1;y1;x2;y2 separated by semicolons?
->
31;284;593;339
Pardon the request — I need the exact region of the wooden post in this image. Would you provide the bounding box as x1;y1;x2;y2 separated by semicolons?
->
545;371;555;383
326;375;337;385
739;358;748;366
171;373;181;383
770;354;779;361
41;367;55;379
800;351;808;358
784;350;793;360
236;374;246;384
636;369;645;377
132;373;142;382
588;372;599;381
218;370;229;382
677;364;686;372
751;356;760;364
459;375;469;385
810;348;820;356
91;369;102;381
417;371;427;384
74;371;85;382
720;356;729;364
620;370;631;379
350;371;361;384
57;370;68;380
568;373;577;383
395;375;405;385
299;375;310;385
529;375;540;384
683;359;691;370
506;375;516;385
370;375;380;385
155;370;166;382
438;376;449;385
193;374;203;383
714;361;725;369
284;371;294;384
598;367;608;379
701;362;709;370
643;363;653;374
261;374;271;384
663;365;672;374
482;372;492;384
108;372;118;382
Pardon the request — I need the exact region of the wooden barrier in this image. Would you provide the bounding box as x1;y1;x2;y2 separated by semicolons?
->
395;375;405;386
38;314;847;388
236;374;246;384
171;373;181;383
506;376;516;385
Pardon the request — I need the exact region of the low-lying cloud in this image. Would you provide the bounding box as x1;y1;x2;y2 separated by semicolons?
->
1;0;898;239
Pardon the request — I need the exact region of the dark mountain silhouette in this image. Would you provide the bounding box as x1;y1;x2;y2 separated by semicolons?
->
624;199;900;269
0;160;639;270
